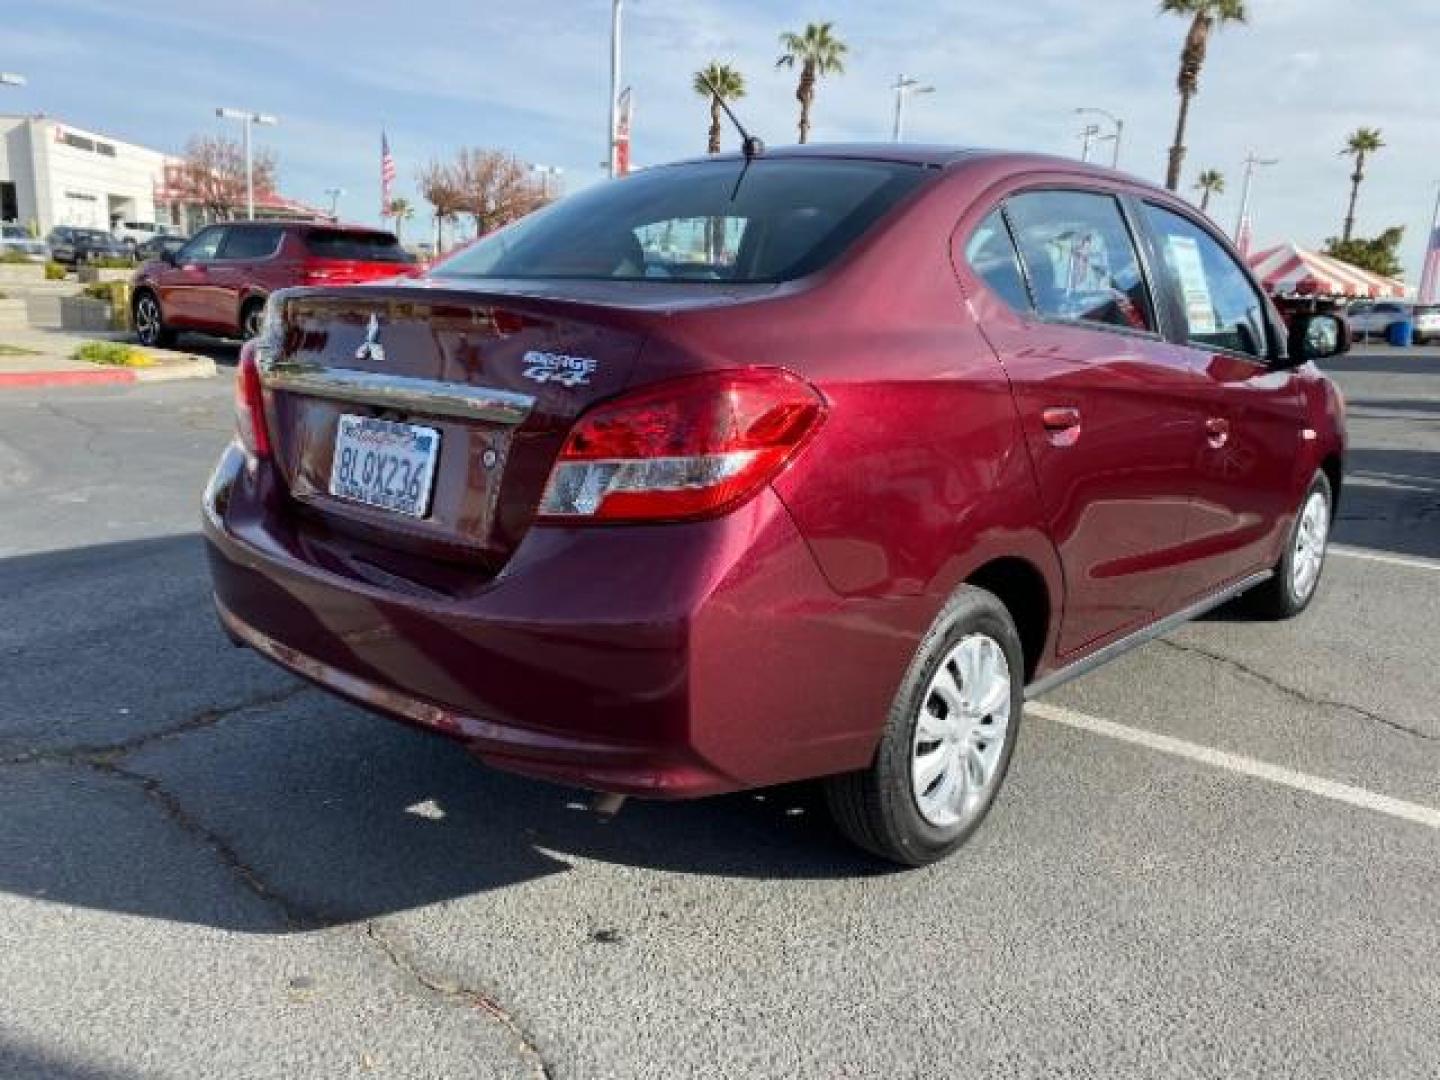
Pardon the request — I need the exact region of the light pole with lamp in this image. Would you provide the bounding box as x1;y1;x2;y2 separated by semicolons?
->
324;187;344;220
890;75;934;142
530;164;564;199
607;0;624;177
1235;152;1279;250
215;107;278;220
1074;107;1123;168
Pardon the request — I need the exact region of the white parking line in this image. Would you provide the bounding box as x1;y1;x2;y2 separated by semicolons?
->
1331;545;1440;573
1028;701;1440;831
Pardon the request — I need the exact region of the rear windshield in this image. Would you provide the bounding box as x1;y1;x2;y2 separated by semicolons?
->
304;229;412;263
432;158;930;284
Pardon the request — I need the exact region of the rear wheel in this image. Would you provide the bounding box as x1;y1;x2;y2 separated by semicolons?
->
132;291;175;348
1247;471;1332;619
825;585;1023;867
240;298;266;341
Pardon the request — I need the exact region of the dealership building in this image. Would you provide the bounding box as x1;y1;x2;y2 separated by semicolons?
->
0;114;177;233
1;113;323;235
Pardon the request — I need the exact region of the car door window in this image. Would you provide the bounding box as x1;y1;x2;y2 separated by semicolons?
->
963;210;1031;315
1003;190;1155;333
1142;203;1269;358
217;226;282;261
179;227;225;264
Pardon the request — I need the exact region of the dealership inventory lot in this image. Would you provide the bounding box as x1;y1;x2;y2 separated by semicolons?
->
2;351;1438;1079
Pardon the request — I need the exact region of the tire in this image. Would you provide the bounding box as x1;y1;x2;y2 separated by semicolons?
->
239;298;266;341
1247;471;1333;619
132;291;175;348
825;585;1024;867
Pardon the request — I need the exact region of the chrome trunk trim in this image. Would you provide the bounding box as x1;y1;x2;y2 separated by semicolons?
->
263;362;535;425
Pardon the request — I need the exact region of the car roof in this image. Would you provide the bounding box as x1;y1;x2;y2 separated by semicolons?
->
656;143;1164;190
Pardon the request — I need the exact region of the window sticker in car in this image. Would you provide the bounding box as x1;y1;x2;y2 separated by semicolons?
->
1165;234;1218;335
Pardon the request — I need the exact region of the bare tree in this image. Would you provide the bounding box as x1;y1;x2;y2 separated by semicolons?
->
417;159;465;252
452;148;548;237
172;135;278;221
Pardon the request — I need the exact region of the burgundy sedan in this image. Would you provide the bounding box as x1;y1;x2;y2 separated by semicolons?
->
204;146;1347;865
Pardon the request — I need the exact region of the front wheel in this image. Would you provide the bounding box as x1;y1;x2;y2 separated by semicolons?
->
133;292;175;348
825;585;1024;867
1247;471;1333;619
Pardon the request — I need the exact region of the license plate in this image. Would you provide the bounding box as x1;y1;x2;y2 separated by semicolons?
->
329;415;440;518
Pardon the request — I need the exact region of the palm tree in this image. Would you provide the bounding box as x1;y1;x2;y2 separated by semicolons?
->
776;22;848;145
1340;127;1384;243
1193;169;1225;213
1160;0;1248;191
387;196;414;245
693;63;747;154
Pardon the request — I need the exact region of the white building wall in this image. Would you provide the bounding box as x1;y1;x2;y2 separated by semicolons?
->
0;115;176;234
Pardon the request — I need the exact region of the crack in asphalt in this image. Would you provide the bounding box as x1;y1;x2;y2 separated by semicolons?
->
38;400;105;456
366;922;555;1080
3;684;557;1078
0;681;316;767
1157;636;1437;742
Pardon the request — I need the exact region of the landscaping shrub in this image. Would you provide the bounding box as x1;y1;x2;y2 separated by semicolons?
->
85;256;138;270
44;262;67;280
72;341;154;368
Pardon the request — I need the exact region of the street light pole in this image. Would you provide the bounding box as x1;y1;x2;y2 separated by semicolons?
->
608;0;623;177
1235;151;1279;246
531;164;563;199
1075;107;1123;168
324;188;344;219
1078;124;1099;163
890;75;934;142
216;108;278;220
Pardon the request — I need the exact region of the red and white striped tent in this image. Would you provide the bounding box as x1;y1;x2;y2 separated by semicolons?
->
1247;242;1408;299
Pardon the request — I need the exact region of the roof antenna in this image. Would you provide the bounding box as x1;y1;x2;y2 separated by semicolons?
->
698;72;765;161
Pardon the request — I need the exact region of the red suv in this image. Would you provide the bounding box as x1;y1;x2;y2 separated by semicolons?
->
203;147;1348;866
132;221;413;347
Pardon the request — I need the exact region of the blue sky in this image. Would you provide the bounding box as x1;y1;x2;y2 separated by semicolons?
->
6;0;1437;274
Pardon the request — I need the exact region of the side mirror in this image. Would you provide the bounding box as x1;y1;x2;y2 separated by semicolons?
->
1286;313;1349;365
161;248;179;267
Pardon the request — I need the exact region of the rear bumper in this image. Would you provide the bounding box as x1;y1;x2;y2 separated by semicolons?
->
203;443;910;798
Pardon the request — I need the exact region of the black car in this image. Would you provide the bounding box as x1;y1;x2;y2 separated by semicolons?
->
46;227;130;266
133;234;189;263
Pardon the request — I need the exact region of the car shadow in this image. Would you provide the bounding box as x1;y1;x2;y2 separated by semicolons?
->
1;535;887;935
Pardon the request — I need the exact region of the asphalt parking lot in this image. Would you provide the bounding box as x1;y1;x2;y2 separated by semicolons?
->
2;348;1437;1079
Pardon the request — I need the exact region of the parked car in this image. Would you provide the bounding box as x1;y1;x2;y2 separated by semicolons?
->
0;223;49;261
203;147;1348;866
112;219;179;252
1345;300;1411;341
1413;304;1440;345
47;226;130;266
133;233;189;264
131;221;416;346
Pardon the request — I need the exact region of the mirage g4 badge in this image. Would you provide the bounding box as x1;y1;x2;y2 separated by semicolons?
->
522;350;598;388
355;313;386;363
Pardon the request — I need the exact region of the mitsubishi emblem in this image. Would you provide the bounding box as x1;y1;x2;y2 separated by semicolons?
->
355;313;386;363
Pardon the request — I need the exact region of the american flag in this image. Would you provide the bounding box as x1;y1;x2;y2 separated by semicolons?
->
380;131;396;216
1420;225;1440;305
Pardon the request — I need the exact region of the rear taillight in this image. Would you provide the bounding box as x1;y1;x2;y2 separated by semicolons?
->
538;368;825;523
235;339;271;463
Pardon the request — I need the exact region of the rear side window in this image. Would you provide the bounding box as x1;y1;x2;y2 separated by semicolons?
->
434;158;929;284
1005;190;1155;333
218;226;282;260
1142;203;1268;358
304;229;411;263
964;210;1031;314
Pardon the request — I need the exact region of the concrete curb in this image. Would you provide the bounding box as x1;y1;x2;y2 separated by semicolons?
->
0;351;216;390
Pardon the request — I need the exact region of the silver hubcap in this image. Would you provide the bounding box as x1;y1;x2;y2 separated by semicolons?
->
1292;490;1329;600
911;633;1013;829
135;298;159;343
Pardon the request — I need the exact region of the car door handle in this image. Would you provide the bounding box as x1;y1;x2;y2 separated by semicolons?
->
1205;417;1230;448
1041;407;1082;446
